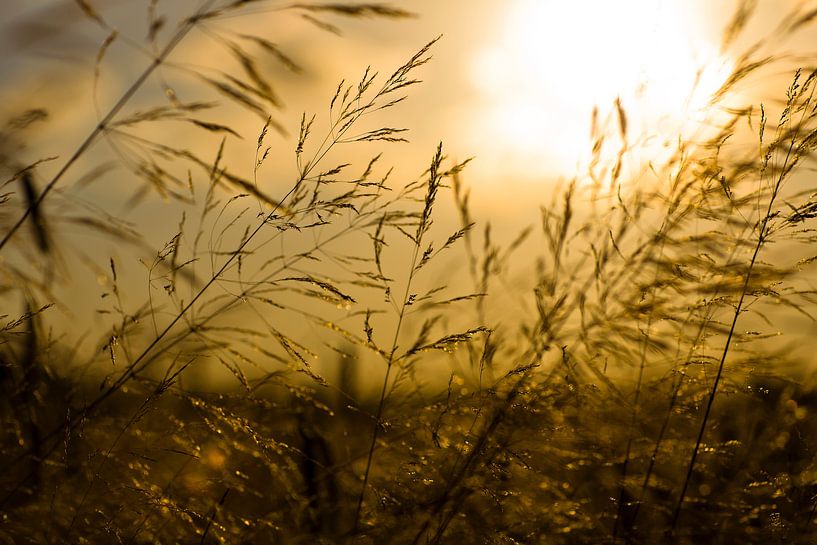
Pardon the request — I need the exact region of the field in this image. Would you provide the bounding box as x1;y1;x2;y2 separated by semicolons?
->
2;1;817;543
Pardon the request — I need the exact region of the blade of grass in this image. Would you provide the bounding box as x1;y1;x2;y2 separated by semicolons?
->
0;0;216;253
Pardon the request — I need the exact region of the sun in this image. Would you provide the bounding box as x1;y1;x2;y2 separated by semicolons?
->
468;0;733;180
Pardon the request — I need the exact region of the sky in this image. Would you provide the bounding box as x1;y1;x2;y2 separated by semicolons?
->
2;0;813;214
3;0;817;363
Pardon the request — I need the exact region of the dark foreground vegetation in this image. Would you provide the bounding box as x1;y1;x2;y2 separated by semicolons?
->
3;1;817;543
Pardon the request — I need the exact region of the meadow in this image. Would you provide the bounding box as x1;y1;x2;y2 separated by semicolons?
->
2;1;817;543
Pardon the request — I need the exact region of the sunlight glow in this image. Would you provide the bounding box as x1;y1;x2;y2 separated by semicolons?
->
469;0;733;180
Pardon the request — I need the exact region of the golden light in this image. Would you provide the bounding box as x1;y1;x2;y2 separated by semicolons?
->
468;0;734;180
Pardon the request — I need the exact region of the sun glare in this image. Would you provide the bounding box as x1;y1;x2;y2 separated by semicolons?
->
469;0;733;180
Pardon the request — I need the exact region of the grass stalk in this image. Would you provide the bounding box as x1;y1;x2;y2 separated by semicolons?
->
353;143;444;534
0;0;215;252
669;71;814;537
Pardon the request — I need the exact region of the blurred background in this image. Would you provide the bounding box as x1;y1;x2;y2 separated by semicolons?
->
2;0;817;376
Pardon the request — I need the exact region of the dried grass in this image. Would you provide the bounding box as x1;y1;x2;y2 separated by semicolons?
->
1;1;817;544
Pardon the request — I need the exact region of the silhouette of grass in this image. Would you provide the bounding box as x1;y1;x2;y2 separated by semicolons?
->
2;1;817;544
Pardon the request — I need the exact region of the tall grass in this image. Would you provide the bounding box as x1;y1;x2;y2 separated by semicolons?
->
3;1;817;544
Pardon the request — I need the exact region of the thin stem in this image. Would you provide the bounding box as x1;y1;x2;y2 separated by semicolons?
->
0;0;215;252
668;201;770;535
612;229;667;542
352;211;423;533
353;143;444;534
669;78;810;536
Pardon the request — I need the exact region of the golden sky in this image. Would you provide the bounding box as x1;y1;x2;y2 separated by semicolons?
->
2;0;817;331
3;0;813;210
